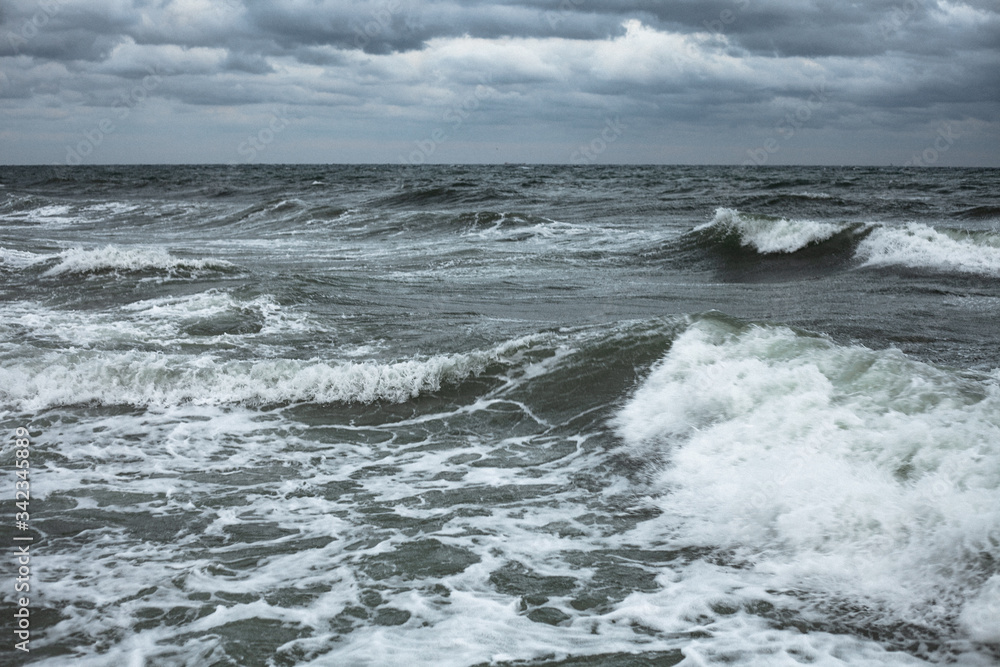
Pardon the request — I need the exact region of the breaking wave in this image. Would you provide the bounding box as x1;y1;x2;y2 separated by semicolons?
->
693;207;866;255
615;314;1000;652
0;336;544;410
694;208;1000;276
42;245;235;277
856;223;1000;275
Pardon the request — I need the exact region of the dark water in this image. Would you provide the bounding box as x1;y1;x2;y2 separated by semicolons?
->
1;165;998;666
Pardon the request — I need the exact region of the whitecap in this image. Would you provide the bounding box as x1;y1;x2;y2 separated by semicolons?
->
43;245;235;277
857;222;1000;275
614;316;1000;643
0;334;545;409
0;246;46;268
697;207;853;254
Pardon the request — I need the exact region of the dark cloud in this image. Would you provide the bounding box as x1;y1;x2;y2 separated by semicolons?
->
0;0;997;165
223;50;274;74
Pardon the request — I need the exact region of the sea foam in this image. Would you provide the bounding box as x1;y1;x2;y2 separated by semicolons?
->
857;223;1000;275
43;245;234;277
0;336;542;410
614;316;1000;646
0;246;45;269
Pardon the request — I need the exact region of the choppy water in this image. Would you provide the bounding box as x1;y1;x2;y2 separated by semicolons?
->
1;164;999;666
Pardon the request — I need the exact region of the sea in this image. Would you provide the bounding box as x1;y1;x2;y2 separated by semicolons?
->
0;164;998;667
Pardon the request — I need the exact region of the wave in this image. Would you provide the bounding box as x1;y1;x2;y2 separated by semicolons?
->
123;291;312;339
0;336;548;410
42;245;235;277
954;205;1000;221
376;182;515;208
693;208;866;255
614;314;1000;649
857;223;1000;275
691;208;1000;277
458;211;592;243
0;246;46;269
0;291;315;352
0;201;76;226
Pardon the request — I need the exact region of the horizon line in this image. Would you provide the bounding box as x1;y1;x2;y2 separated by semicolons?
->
1;162;996;169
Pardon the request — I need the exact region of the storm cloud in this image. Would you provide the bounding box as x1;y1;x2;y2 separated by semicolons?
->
1;0;997;165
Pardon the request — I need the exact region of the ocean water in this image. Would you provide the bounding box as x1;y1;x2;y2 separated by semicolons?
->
0;164;998;666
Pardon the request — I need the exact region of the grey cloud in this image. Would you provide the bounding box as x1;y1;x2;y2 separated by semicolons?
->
223;50;274;74
0;0;997;165
4;1;996;63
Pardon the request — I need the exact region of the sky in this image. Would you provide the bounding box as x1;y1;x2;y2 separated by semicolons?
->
1;0;998;166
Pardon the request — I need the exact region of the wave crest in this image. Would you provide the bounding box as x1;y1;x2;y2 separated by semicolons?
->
694;208;856;254
614;315;1000;642
0;337;544;409
857;223;1000;275
43;245;235;277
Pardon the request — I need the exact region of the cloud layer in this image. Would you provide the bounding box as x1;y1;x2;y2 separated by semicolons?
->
1;0;998;165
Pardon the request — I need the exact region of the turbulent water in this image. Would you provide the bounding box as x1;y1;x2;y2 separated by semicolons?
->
1;165;999;666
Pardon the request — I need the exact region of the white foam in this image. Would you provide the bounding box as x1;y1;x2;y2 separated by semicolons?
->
614;317;1000;647
0;246;46;268
0;336;545;409
697;208;851;254
460;213;664;255
43;245;234;277
961;575;1000;644
123;291;312;337
0;291;311;350
0;202;77;227
857;223;1000;275
29;203;74;224
83;202;142;215
463;213;584;241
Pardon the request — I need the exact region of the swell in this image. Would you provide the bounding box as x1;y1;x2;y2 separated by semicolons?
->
0;318;687;415
953;205;1000;221
690;207;871;256
0;245;238;278
0;346;512;410
856;223;1000;275
45;245;236;278
374;182;517;208
673;208;1000;279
